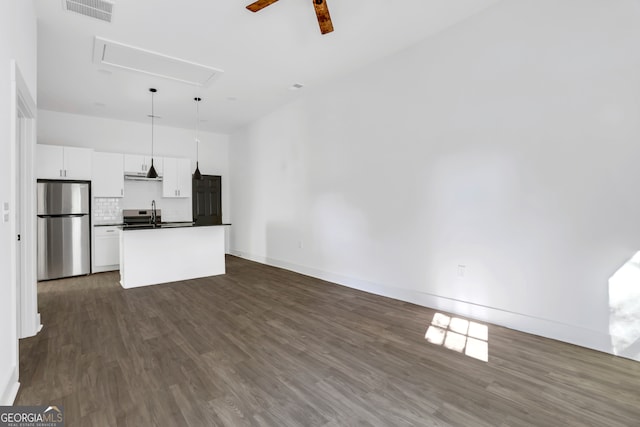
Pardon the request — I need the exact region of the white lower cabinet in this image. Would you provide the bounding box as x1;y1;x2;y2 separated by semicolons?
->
93;226;120;273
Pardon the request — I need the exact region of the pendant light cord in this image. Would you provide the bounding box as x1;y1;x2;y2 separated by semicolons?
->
192;97;203;180
146;88;159;179
195;98;200;162
151;91;155;158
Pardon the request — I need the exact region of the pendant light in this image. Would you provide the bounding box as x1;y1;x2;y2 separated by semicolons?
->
146;88;159;179
192;97;203;180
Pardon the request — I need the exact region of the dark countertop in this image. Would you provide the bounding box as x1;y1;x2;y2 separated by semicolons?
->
120;222;231;231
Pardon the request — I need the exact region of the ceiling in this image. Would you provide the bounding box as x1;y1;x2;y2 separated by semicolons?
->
35;0;500;134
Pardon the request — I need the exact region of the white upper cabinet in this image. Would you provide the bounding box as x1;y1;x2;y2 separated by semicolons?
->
176;159;192;197
162;157;191;198
124;154;163;176
36;145;64;179
92;152;124;197
64;147;93;179
123;154;146;174
36;144;92;180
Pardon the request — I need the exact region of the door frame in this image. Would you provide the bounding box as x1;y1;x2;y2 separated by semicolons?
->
10;61;39;341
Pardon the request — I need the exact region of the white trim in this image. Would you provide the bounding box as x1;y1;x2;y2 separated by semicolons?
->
11;61;39;339
0;366;19;405
92;265;119;274
230;249;627;361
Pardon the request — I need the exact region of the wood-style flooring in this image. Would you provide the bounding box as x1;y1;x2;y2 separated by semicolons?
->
16;255;640;426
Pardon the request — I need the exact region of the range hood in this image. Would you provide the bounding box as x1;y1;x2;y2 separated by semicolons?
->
124;172;163;182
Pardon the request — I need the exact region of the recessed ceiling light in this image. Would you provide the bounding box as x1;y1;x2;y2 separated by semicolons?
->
290;83;304;90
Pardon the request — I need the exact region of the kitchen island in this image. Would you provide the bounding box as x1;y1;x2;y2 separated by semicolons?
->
119;223;230;289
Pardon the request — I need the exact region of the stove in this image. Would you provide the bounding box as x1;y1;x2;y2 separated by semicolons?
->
123;209;161;228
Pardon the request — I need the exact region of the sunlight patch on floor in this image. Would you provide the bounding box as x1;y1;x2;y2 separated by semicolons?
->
608;251;640;360
425;313;489;362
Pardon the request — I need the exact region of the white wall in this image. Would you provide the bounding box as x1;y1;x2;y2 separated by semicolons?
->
0;0;37;405
38;110;231;224
230;0;640;360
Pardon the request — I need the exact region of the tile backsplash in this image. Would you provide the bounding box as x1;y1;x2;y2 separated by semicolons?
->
93;198;122;224
92;181;192;224
120;181;192;222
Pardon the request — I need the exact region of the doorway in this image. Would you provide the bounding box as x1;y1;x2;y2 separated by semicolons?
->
15;101;23;334
192;175;222;225
11;61;39;340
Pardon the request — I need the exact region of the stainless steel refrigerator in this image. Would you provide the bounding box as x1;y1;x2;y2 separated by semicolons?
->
37;181;91;280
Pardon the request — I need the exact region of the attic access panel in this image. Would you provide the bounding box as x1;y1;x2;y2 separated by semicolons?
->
93;37;223;87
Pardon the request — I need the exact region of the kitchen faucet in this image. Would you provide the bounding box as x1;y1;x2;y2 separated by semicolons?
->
151;200;157;225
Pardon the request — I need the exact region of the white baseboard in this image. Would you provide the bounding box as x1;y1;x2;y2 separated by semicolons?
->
20;313;43;339
0;366;20;405
230;250;629;361
92;265;119;274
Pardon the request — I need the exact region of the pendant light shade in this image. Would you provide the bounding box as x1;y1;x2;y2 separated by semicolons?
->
146;88;159;179
147;159;158;179
193;97;203;180
193;163;202;180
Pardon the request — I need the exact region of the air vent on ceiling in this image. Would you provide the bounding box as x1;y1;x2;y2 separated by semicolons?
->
93;37;224;87
63;0;114;23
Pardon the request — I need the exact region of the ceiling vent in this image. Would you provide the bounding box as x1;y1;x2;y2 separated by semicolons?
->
93;37;224;87
63;0;114;23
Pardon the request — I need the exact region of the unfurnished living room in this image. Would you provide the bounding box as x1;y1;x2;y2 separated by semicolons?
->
2;0;640;426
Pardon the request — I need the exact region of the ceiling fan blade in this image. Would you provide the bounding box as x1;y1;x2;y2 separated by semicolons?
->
312;0;334;34
246;0;279;13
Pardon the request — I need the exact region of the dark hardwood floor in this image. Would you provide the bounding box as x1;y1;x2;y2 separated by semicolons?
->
16;255;640;426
